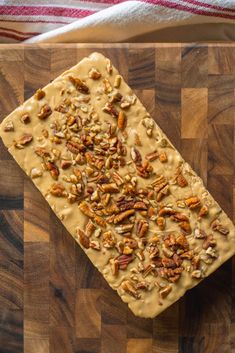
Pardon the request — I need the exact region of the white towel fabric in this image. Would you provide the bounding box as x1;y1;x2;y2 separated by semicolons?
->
0;0;235;43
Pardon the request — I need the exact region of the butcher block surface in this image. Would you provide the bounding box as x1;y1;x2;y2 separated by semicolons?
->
0;43;234;353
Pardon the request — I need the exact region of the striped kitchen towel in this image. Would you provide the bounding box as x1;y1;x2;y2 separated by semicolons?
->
0;0;235;43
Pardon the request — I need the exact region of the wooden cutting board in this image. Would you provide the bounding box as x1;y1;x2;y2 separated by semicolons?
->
0;43;234;353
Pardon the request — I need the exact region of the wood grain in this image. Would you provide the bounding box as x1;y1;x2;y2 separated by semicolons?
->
0;44;234;353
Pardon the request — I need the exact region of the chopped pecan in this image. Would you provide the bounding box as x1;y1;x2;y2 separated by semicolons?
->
159;151;168;163
66;140;85;154
90;240;101;250
103;231;116;248
136;161;153;179
158;207;176;217
206;247;217;258
145;151;159;162
69;76;89;93
38;104;52;120
194;228;207;239
180;250;193;260
35;147;50;158
130;147;142;165
173;253;183;267
123;246;133;255
134;133;142;146
3;120;14;132
45;161;59;180
133;201;147;210
179;221;192;235
191;255;200;270
50;183;67;197
171;213;189;222
88;68;101;80
85;220;96;237
185;196;201;209
151;175;168;193
115;223;134;235
112;172;124;186
202;234;216;250
117;254;134;270
102;102;118;118
211;219;229;235
162;257;176;268
176;234;189;250
114;75;121;88
20;113;31;124
136;219;149;238
110;92;122;103
61;160;72;169
100;183;119;193
198;205;209;217
191;270;203;279
31;167;43;179
159;285;172;299
103;78;113;93
79;201;106;227
113;209;135;224
110;259;119;276
156;216;165;230
176;174;188;187
77;229;90;249
121;280;140;299
117;111;126;130
156;185;169;202
34;88;45;100
15;133;33;148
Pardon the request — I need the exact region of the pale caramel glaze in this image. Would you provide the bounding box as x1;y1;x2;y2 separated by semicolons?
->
0;52;235;318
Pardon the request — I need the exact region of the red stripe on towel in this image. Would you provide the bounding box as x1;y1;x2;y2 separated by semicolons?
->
0;5;95;19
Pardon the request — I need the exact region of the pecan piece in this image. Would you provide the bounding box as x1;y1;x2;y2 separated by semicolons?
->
115;224;134;235
158;207;176;217
156;216;165;230
194;228;207;239
121;280;140;299
66;140;85;154
185;196;201;209
130;147;142;165
162;257;176;268
3;120;14;132
171;213;189;222
77;229;90;249
79;201;106;227
145;151;159;162
88;68;101;80
35;147;50;158
159;285;172;299
61;160;72;169
202;234;216;250
50;183;67;197
34;88;45;100
110;92;122;103
102;102;118;118
159;151;168;163
113;209;135;224
198;205;208;217
38;104;52;120
100;183;119;193
31;167;43;179
69;76;89;93
110;259;119;276
176;174;188;187
136;219;149;238
114;75;121;88
117;111;126;130
20;113;31;124
134;201;147;210
15;133;33;148
117;254;134;270
176;234;189;250
191;270;203;279
211;219;229;235
85;220;96;237
45;161;59;180
179;221;192;235
103;231;116;248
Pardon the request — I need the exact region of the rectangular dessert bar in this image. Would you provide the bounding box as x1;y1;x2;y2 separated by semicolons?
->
0;52;235;318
